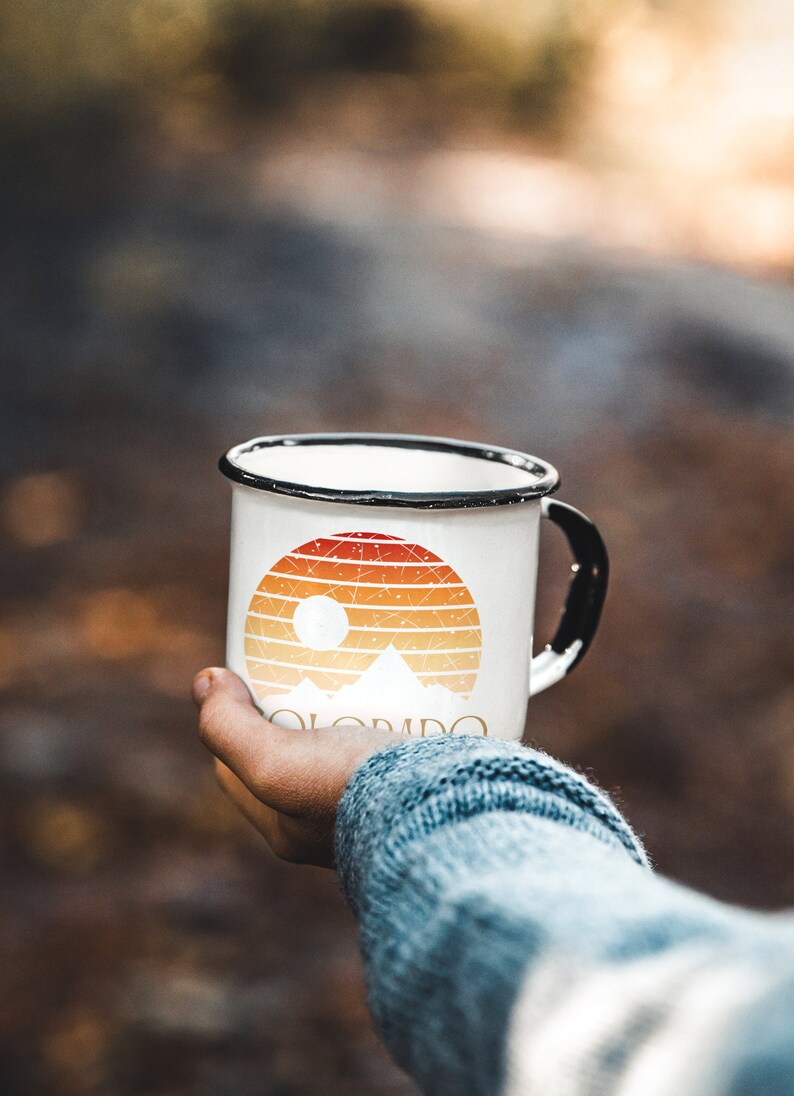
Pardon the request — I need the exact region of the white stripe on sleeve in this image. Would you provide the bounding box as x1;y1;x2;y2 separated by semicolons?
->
504;942;773;1096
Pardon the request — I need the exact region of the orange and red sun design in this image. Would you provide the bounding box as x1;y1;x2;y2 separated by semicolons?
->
244;531;482;700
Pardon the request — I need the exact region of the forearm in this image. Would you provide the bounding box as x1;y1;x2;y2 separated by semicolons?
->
335;737;794;1096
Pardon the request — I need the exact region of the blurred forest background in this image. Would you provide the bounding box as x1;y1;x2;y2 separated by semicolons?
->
2;0;794;1093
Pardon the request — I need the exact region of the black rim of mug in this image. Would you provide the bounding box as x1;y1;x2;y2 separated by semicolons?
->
219;433;561;509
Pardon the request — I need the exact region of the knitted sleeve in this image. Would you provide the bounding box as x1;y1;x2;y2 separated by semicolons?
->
334;736;794;1096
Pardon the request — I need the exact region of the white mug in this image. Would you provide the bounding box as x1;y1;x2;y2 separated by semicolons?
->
220;433;608;741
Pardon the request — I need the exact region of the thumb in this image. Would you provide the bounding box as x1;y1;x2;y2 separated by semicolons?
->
192;667;305;812
192;664;256;714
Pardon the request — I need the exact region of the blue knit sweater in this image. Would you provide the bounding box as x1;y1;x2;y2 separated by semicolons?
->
335;736;794;1096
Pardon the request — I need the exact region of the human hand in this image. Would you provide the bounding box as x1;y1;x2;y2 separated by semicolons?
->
192;667;398;868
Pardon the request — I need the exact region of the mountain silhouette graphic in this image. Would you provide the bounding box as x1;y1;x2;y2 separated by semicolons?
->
260;645;473;731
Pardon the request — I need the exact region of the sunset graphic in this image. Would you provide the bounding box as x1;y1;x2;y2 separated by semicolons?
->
244;531;482;702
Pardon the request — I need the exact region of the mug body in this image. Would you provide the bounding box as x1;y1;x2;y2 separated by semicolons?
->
222;436;556;740
226;487;540;739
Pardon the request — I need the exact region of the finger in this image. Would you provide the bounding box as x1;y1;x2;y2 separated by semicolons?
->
193;667;307;812
215;761;326;865
214;758;280;835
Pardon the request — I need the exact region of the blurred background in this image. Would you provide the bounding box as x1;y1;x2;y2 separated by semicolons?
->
1;0;793;1092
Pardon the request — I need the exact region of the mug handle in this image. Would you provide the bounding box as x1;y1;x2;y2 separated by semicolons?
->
529;498;609;696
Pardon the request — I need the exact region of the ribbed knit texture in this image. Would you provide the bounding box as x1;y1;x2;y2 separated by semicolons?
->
335;735;794;1096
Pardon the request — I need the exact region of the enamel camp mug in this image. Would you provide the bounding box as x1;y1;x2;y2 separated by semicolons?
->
220;433;608;741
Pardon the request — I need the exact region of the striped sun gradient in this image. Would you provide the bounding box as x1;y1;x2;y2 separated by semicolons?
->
244;531;482;700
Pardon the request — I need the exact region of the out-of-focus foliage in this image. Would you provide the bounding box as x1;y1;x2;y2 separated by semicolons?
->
8;0;794;266
0;0;651;137
0;0;604;221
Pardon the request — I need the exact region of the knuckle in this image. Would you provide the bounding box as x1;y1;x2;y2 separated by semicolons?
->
273;844;304;865
268;818;304;864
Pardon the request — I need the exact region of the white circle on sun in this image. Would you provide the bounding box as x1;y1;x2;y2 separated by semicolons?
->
292;595;350;651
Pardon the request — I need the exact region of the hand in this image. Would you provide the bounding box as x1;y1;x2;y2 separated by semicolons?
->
192;668;397;868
